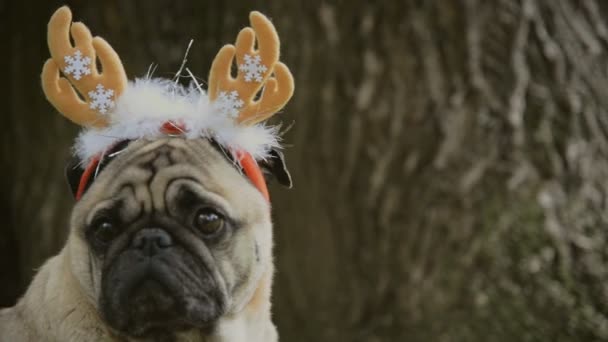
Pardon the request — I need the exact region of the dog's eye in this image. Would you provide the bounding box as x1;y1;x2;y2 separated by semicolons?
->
193;208;224;236
93;220;119;245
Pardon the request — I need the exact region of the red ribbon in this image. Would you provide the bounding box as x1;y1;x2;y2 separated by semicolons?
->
75;154;101;201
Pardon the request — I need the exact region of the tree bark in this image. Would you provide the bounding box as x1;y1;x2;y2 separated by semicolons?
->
2;0;608;341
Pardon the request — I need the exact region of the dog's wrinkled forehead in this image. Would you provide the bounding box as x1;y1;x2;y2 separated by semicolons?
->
73;139;266;212
67;138;234;197
67;137;291;204
105;139;236;183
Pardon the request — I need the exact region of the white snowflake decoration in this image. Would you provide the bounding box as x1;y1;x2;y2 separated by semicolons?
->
213;90;244;118
239;54;267;83
63;50;92;80
88;84;115;114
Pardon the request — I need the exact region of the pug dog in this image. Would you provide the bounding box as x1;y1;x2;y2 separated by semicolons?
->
1;5;296;341
0;138;291;341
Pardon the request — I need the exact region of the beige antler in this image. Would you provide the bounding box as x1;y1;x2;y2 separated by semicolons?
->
208;11;294;125
41;6;127;127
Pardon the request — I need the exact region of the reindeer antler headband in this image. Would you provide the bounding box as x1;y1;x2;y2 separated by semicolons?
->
42;6;294;201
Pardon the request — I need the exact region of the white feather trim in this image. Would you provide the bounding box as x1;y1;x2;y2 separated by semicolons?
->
74;77;281;164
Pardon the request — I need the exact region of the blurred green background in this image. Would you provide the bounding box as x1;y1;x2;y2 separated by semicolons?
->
2;0;608;341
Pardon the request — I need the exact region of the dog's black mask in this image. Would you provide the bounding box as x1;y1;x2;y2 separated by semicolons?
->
96;216;226;337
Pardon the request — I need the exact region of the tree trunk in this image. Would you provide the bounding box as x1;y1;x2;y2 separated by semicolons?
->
2;1;608;341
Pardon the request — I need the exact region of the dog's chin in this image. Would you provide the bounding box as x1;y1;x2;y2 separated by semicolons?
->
100;253;225;338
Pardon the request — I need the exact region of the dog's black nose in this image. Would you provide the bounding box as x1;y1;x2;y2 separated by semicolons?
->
131;228;173;256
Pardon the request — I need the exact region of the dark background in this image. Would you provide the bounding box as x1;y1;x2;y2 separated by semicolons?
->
2;0;608;341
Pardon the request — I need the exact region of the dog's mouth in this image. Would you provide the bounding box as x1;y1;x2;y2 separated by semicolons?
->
126;268;178;319
100;250;225;338
134;279;170;307
125;275;188;336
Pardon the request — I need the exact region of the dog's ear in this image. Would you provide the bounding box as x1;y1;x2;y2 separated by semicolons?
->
65;157;84;198
259;149;292;188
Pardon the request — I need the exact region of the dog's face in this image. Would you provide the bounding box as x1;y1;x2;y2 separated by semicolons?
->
64;138;284;338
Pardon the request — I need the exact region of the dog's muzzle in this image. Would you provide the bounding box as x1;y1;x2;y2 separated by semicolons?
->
99;226;226;337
